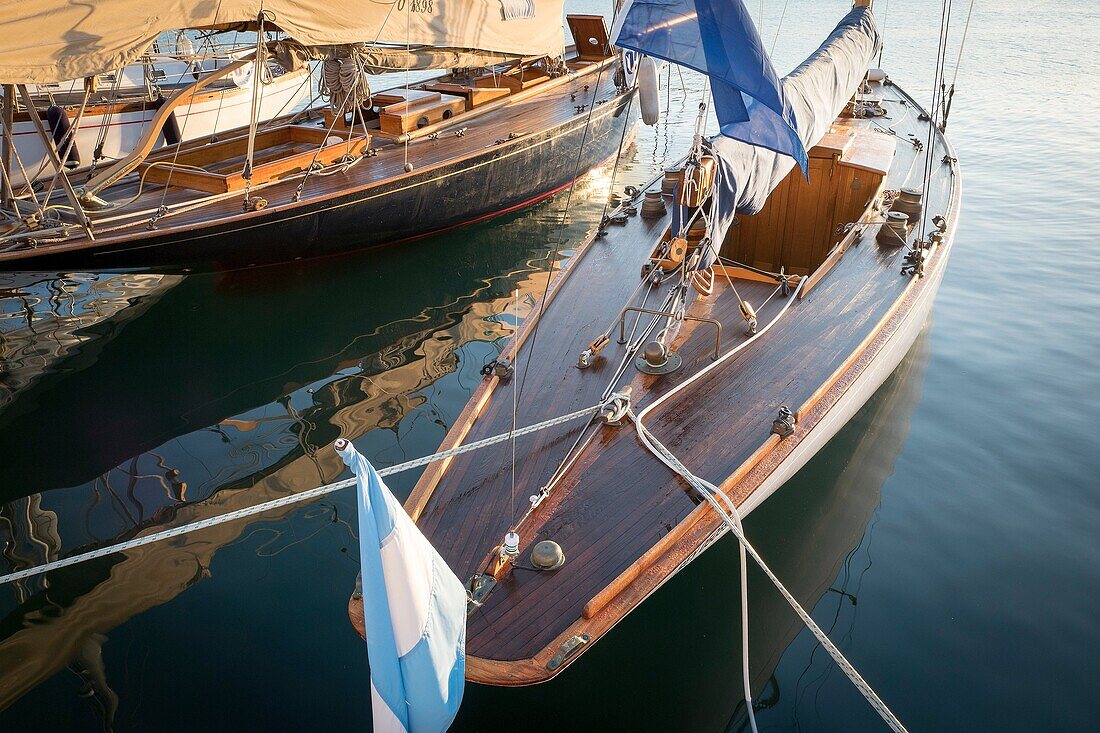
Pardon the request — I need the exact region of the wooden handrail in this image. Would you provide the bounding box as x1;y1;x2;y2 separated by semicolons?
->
82;55;255;197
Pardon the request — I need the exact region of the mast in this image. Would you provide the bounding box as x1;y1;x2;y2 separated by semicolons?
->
1;84;11;208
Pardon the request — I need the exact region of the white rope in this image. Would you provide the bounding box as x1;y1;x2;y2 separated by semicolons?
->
628;412;908;733
0;403;602;586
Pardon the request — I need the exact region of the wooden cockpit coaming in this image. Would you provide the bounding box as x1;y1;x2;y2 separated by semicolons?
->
396;77;960;684
721;122;897;277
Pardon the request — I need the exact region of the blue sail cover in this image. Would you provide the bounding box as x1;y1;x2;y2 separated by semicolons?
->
710;6;880;220
611;0;808;170
664;6;880;261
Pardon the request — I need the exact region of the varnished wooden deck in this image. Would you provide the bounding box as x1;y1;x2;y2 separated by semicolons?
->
368;77;959;682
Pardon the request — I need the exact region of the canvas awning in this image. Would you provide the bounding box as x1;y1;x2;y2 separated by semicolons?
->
0;0;566;83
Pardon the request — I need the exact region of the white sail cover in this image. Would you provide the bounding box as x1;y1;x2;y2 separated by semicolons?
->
0;0;566;83
707;7;881;217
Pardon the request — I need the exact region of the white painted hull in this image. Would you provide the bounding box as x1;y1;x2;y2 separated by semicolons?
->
6;67;312;187
739;244;952;518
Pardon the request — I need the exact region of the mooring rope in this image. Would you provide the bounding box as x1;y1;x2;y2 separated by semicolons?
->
629;412;908;733
0;403;603;586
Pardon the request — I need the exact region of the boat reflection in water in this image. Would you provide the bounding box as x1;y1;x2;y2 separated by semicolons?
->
0;179;610;729
0;272;182;411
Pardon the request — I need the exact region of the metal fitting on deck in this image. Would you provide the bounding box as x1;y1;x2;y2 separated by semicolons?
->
502;531;520;560
599;388;632;426
771;406;796;438
481;358;514;380
531;540;565;570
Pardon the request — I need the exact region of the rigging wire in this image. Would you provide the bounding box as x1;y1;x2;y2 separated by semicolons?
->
949;0;976;90
403;0;412;171
769;0;792;57
510;289;519;521
595;76;639;231
515;62;609;400
941;0;976;130
877;0;891;67
916;0;952;245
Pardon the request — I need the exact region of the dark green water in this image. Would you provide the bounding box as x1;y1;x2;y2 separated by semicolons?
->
3;1;1099;730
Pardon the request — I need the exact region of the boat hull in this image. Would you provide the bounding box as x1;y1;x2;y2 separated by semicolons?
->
8;91;634;272
377;67;961;685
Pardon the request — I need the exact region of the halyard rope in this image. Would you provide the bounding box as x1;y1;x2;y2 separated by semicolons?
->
0;403;602;586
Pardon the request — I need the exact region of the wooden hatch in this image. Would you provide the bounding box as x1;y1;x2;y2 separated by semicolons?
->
567;15;614;61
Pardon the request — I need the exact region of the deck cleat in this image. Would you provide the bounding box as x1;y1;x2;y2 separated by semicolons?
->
636;340;681;375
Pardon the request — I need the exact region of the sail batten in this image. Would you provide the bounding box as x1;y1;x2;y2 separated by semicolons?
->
0;0;566;84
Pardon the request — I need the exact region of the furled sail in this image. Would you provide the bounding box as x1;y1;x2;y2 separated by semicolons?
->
708;6;880;223
611;0;808;170
338;47;528;75
0;0;566;84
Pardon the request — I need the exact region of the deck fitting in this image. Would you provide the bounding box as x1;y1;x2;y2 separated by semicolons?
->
771;406;796;438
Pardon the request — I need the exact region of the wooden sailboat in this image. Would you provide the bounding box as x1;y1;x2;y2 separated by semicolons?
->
348;0;960;686
0;5;633;271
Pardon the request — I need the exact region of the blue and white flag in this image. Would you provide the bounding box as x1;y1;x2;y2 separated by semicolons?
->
611;0;809;171
337;440;466;733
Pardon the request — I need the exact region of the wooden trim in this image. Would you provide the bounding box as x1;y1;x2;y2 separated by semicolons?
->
397;55;616;143
712;264;802;287
82;56;255;196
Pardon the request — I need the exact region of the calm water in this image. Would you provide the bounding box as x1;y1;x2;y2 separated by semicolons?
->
3;1;1099;730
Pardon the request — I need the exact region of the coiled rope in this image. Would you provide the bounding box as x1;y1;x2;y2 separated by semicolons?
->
0;403;603;587
320;56;372;113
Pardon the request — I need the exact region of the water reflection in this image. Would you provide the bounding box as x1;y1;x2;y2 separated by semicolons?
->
0;273;182;411
0;183;607;727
